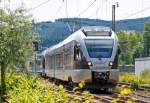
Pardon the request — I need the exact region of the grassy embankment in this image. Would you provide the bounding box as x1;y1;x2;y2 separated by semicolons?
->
0;71;97;103
1;69;149;103
119;70;150;88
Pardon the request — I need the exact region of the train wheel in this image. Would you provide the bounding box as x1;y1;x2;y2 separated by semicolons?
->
68;77;73;90
41;72;46;78
104;88;112;93
104;88;109;91
55;79;60;85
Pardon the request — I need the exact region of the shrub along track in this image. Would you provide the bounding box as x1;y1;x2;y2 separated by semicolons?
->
117;82;150;103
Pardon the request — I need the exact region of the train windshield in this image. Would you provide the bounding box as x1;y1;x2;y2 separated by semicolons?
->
85;39;113;58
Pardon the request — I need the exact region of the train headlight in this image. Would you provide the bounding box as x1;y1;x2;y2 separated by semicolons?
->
88;61;92;66
109;61;113;66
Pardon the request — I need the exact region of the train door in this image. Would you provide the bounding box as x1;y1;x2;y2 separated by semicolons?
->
74;44;82;69
42;56;45;72
74;43;89;69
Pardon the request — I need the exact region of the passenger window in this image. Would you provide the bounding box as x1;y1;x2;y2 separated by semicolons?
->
42;58;45;69
74;44;81;60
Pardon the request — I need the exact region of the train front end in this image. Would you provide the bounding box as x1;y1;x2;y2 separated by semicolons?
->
80;26;120;88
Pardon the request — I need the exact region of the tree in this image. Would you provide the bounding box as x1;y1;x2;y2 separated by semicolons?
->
117;31;143;65
143;22;150;57
0;8;35;101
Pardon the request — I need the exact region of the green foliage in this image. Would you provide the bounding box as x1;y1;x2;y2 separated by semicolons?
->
143;22;150;57
117;31;143;65
120;72;150;87
0;72;96;103
111;85;134;103
0;7;36;101
141;69;150;78
0;8;35;68
130;81;139;90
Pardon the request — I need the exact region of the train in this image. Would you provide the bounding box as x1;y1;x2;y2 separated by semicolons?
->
31;26;120;89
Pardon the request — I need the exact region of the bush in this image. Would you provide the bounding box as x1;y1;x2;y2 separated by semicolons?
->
0;72;96;103
141;69;150;78
120;72;150;87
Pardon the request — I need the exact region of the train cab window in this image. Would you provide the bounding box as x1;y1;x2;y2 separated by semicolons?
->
85;39;113;58
74;44;81;60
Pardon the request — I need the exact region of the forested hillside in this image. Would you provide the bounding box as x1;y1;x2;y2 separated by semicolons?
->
35;17;150;52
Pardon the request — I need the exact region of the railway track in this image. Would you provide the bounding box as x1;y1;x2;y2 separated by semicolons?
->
116;82;150;103
66;90;150;103
55;81;150;103
118;82;150;91
66;82;150;103
40;75;150;103
40;76;111;102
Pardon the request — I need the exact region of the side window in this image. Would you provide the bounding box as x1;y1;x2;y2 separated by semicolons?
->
42;57;45;69
74;44;81;60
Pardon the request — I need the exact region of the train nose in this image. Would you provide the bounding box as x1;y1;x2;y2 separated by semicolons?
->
90;59;110;69
91;58;106;64
93;71;110;82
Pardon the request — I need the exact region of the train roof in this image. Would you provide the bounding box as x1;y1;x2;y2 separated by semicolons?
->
44;26;115;55
81;26;111;32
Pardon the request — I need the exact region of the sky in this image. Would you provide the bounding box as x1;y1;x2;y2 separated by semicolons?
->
1;0;150;22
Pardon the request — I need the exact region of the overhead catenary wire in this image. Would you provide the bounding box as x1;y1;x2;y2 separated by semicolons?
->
88;0;108;19
54;2;63;18
74;0;97;28
63;0;97;34
21;0;23;8
65;0;68;18
51;1;64;21
51;0;71;33
121;5;150;20
29;0;53;11
140;0;144;31
63;0;72;32
77;0;97;17
116;5;150;30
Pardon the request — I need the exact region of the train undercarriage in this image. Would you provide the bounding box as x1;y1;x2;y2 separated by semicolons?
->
40;69;119;90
